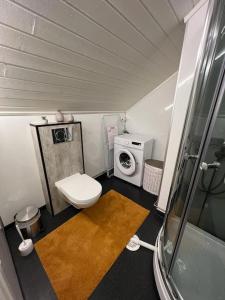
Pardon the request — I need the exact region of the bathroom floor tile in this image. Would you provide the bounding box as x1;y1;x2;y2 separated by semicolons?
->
6;175;163;300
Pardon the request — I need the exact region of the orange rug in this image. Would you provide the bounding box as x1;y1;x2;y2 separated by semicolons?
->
35;190;149;300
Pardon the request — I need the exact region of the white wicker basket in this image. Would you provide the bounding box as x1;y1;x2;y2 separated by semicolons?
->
143;160;163;196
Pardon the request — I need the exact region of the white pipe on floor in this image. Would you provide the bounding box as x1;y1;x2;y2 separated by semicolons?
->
131;236;157;252
138;240;157;252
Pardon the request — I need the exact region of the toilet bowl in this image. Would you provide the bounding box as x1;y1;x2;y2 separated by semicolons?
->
55;173;102;209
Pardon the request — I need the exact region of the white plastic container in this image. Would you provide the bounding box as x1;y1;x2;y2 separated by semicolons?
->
55;110;64;122
143;159;163;196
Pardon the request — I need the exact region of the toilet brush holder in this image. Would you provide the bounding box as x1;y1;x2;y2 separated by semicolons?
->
18;239;34;256
16;224;33;256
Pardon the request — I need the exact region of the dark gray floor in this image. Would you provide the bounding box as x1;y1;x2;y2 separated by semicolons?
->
6;175;163;300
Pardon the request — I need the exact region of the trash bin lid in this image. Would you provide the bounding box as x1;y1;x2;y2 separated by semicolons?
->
15;206;39;223
145;159;164;169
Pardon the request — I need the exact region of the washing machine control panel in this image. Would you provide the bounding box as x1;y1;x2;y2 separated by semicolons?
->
115;136;144;149
132;141;141;146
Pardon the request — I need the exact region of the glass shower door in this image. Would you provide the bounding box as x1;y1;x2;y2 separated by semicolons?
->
170;68;225;300
161;0;225;273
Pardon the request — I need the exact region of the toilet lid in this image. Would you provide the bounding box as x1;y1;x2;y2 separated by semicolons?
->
55;173;102;203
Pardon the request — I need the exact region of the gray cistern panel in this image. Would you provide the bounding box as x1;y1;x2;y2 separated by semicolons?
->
31;122;84;215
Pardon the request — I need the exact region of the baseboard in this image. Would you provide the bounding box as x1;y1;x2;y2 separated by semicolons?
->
93;171;107;179
156;205;166;214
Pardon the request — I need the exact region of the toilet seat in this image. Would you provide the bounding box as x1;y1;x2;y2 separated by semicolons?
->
55;173;102;208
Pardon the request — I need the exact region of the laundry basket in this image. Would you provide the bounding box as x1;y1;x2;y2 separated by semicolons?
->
143;159;164;196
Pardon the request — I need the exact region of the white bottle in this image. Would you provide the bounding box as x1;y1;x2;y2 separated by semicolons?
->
55;110;64;122
67;114;74;122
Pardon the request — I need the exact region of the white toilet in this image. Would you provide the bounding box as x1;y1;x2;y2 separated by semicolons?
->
55;173;102;209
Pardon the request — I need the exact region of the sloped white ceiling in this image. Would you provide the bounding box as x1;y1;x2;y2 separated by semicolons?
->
0;0;198;111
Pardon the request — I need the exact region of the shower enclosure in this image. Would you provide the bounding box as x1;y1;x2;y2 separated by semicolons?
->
154;0;225;299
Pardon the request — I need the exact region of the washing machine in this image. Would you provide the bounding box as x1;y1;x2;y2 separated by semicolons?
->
114;134;154;187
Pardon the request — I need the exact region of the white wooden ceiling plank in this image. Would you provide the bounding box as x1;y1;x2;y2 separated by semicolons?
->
36;14;174;80
0;88;136;103
0;46;147;89
3;0;175;79
167;23;185;51
0;26;166;84
0;0;186;112
193;0;200;5
0;0;147;76
0;62;5;76
108;0;179;62
0;96;131;108
0;99;71;108
0;67;172;110
0;0;34;33
141;0;178;33
139;50;177;79
140;0;185;49
0;24;152;85
4;65;145;95
0;99;127;111
13;0;150;65
0;77;119;95
168;0;194;22
4;66;116;91
63;0;156;58
151;38;179;66
4;64;154;97
0;98;91;106
2;59;175;112
0;77;146;101
36;19;140;76
108;0;162;42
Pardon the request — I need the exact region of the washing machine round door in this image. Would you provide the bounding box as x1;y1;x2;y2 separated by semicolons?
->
116;149;136;175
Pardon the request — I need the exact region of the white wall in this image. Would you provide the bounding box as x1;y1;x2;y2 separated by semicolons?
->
0;113;123;226
126;72;178;161
157;1;209;212
0;116;45;226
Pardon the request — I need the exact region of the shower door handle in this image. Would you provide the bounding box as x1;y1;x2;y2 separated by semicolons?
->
200;161;220;171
